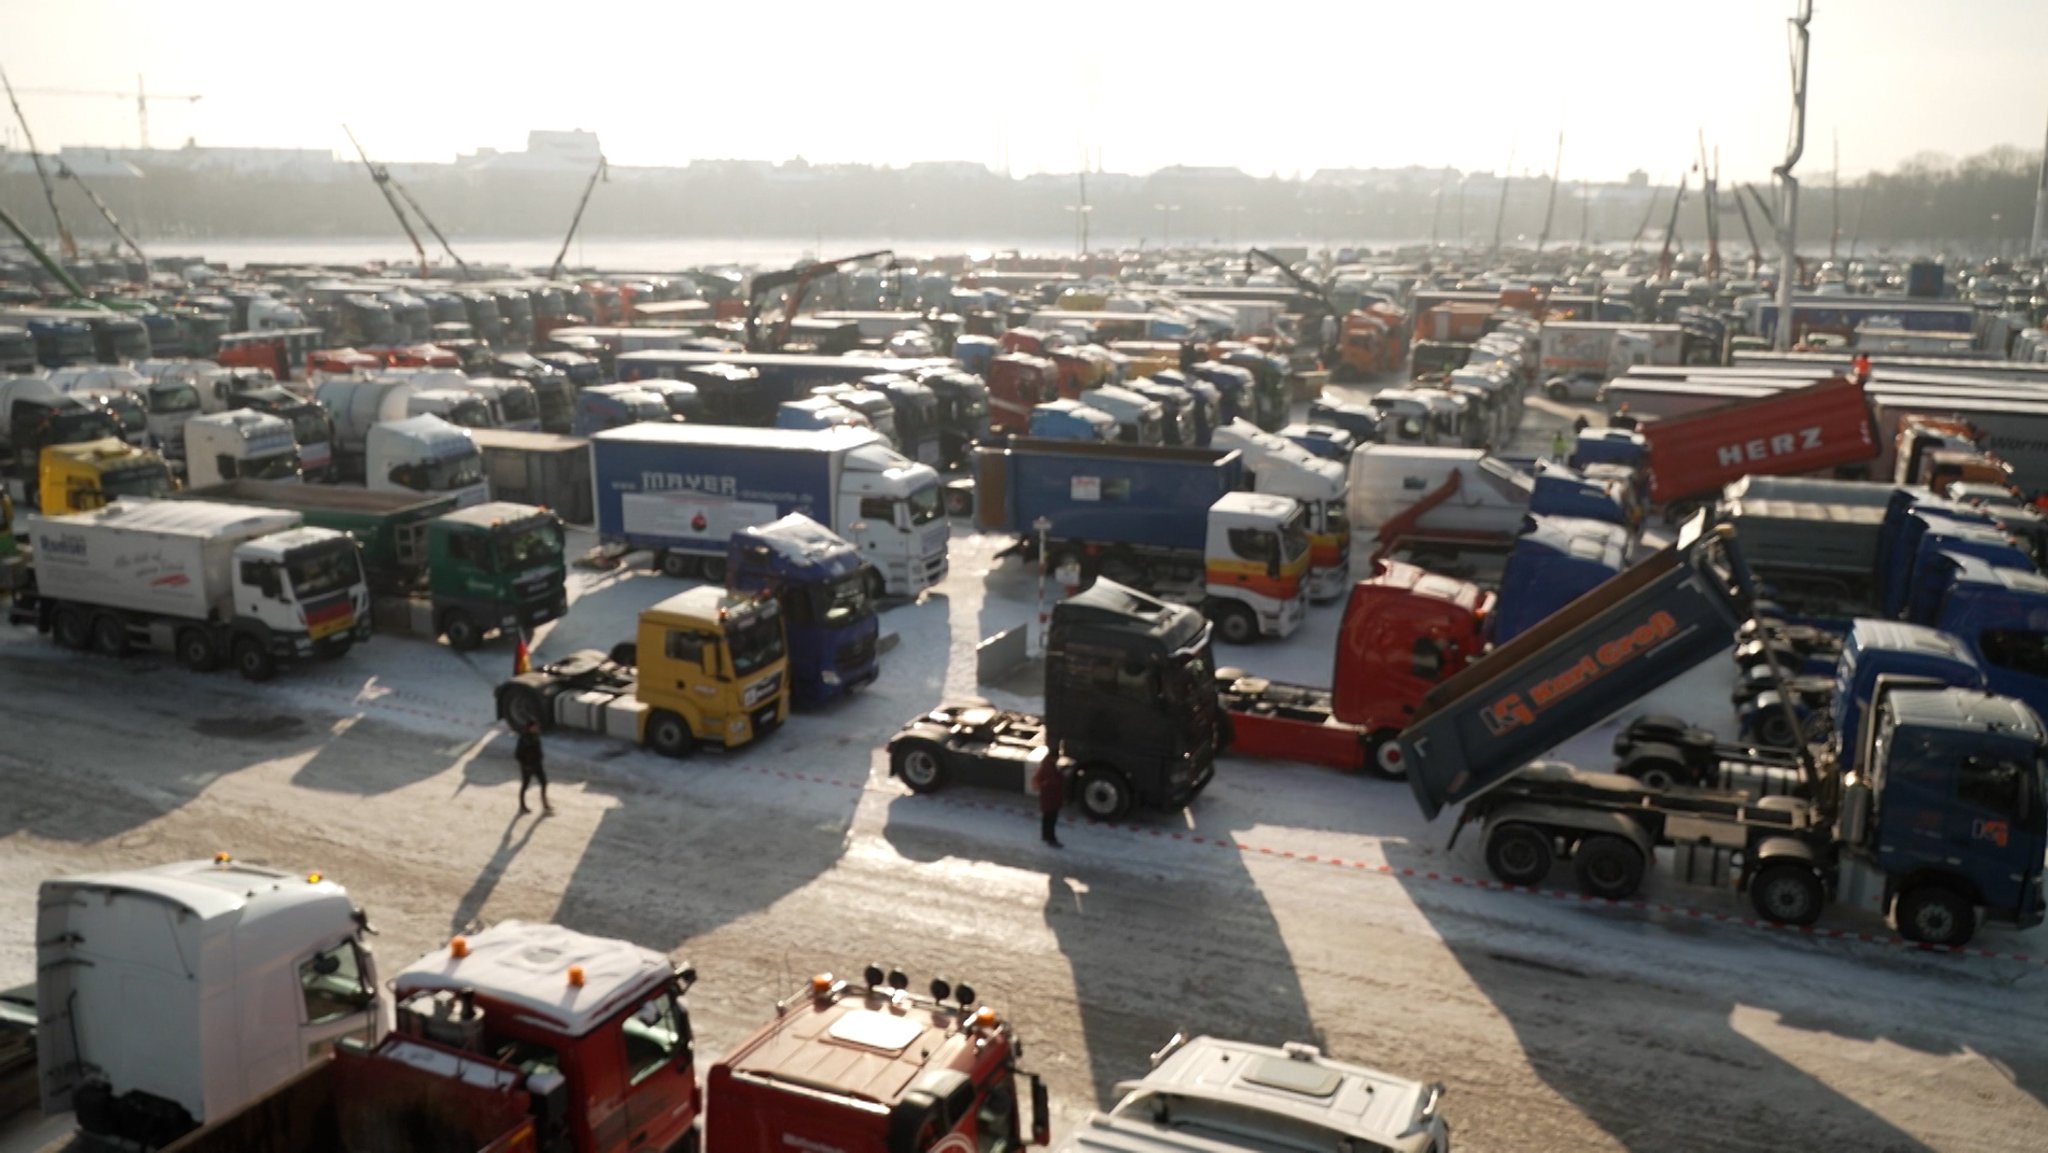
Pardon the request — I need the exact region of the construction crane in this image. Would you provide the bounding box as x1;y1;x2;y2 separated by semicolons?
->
1656;173;1689;282
744;250;894;353
547;154;609;281
11;74;201;149
342;124;471;280
1697;130;1722;280
1;65;76;260
56;160;149;277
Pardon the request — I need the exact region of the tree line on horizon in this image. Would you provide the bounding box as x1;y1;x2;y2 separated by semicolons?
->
3;144;2044;262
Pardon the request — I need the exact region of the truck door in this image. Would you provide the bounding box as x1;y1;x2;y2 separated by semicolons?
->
295;937;382;1062
1944;750;2046;914
610;987;696;1153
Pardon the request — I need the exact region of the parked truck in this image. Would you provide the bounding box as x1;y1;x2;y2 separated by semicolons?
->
183;409;301;488
315;377;492;501
38;856;386;1149
593;424;949;598
1537;321;1685;378
496;584;788;756
888;577;1225;819
1209;419;1351;601
34;437;175;515
1055;1034;1448;1153
1348;446;1633;581
178;480;566;650
973;439;1310;643
9;499;371;677
1397;522;2046;947
726;514;881;707
470;427;594;524
1028;399;1118;442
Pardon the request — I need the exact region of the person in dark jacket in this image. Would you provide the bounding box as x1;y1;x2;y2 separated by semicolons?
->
1034;758;1065;847
515;721;552;815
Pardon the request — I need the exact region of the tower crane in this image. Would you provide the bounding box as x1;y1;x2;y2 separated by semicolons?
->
10;74;202;149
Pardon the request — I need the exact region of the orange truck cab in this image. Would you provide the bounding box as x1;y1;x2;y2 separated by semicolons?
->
1217;561;1492;778
708;969;1050;1153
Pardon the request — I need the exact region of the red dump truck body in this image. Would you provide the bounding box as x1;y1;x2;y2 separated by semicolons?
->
1639;376;1876;504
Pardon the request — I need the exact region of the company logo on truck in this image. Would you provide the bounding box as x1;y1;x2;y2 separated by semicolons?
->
1480;610;1679;737
640;471;738;496
1715;427;1823;468
34;532;88;559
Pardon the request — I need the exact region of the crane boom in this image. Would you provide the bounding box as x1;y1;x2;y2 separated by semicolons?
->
56;161;149;277
548;155;608;281
384;174;473;281
1657;173;1689;281
1;66;78;261
745;250;894;352
343;124;428;276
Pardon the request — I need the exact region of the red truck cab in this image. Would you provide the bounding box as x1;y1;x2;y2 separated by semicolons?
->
1220;561;1492;777
708;970;1049;1153
986;354;1059;436
394;921;701;1153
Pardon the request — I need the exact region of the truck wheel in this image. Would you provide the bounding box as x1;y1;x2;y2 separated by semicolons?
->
1895;885;1975;947
1573;835;1646;900
177;628;217;673
658;551;696;579
1754;709;1801;749
1546;382;1570;401
1098;549;1145;587
865;570;887;601
943;486;973;517
1484;823;1553;887
442;611;482;652
233;637;277;682
1210;603;1259;645
646;711;696;758
1618;746;1688;790
90;614;129;657
1364;729;1407;780
1749;862;1824;926
891;742;947;794
52;605;89;650
500;685;547;731
699;556;727;584
1077;767;1133;821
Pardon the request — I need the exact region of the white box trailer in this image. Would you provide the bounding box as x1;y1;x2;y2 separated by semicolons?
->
37;858;386;1146
1539;321;1684;377
29;500;301;620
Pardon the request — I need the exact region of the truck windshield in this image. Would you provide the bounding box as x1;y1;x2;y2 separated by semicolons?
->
287;543;362;600
726;610;786;676
245;450;302;481
51;330;93;362
817;570;873;626
1136;415;1165;445
101;463;174;500
443;399;494;429
52;409;122;444
110;327;151;361
499;387;538;423
150;384;203;413
906;486;942;526
494;521;564;570
284;406;331;446
98;396;149;436
424;451;486;491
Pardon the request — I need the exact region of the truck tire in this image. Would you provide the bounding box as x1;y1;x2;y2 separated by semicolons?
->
1895;884;1975;947
1749;862;1824;927
1076;766;1133;821
52;604;89;650
1573;835;1647;900
176;627;217;673
442;610;482;652
658;551;696;579
646;711;696;758
1365;729;1407;780
1484;823;1553;887
891;741;947;794
699;556;727;584
500;684;547;731
1546;382;1570;401
1210;602;1258;646
1098;548;1145;587
1617;744;1689;790
233;637;277;683
943;486;973;517
90;613;129;657
865;569;887;602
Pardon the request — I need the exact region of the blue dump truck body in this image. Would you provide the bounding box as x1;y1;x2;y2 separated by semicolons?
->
1027;400;1117;442
974;439;1240;551
728;514;880;707
1917;555;2048;721
1490;516;1632;644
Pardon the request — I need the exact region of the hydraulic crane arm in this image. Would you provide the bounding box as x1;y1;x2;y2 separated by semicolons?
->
344;124;428;276
56;162;149;278
2;66;77;261
548;155;608;281
745;249;894;352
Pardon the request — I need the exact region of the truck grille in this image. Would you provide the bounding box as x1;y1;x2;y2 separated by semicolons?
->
752;705;782;735
836;635;877;670
743;671;782;708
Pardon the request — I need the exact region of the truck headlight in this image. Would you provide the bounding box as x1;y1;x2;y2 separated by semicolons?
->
728;717;747;735
822;671;842;686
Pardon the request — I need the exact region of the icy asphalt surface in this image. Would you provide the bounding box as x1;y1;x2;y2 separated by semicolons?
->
1;394;2045;1153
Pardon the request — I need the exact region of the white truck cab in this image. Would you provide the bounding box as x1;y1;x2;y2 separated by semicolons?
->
184;409;302;488
835;439;949;595
37;856;387;1146
1056;1034;1449;1153
1209;420;1350;601
1203;489;1309;639
368;414;489;507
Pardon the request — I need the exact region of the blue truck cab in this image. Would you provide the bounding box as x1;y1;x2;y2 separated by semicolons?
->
951;334;1000;375
1148;369;1222;444
1278;422;1356;462
1489;515;1632;644
728;514;881;707
1827;620;1987;775
1028;400;1117;442
1305;398;1384;445
18;316;96;368
1570;427;1648;470
1902;527;2035;625
777;397;868;432
1921;555;2048;722
1526;463;1635;530
1123;378;1200;446
573;384;674;436
864;374;943;468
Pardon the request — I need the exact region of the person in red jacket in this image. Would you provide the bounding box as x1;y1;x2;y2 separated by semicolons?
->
1034;758;1065;848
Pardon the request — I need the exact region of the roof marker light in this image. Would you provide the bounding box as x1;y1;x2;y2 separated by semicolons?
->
568;965;586;988
450;936;470;959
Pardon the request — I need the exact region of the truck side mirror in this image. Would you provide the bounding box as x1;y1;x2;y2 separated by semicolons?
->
1029;1074;1050;1146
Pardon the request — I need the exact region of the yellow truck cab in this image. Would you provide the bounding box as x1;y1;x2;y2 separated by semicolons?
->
39;437;177;515
496;584;790;756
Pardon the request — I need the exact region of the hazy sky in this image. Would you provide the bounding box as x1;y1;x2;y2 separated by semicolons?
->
4;0;2044;183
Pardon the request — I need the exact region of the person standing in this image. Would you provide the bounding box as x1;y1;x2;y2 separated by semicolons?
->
1034;758;1065;848
1551;429;1570;463
515;721;552;815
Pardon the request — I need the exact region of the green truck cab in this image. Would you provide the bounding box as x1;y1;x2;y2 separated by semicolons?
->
177;481;567;649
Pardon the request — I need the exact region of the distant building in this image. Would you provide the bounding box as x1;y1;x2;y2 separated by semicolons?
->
35;143;336;181
456;129;603;174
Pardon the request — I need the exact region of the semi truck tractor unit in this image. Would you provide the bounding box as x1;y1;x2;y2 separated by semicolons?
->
10;500;371;679
38;857;386;1150
34;438;175;515
888;578;1225;819
183;409;302;488
497;585;789;756
973;439;1309;643
1398;523;2047;947
727;514;881;707
593;424;949;599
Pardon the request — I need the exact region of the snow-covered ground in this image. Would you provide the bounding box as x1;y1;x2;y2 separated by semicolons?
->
2;391;2045;1153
